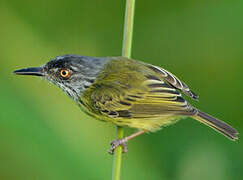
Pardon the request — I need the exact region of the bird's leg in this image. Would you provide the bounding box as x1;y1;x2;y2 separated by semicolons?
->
108;130;145;154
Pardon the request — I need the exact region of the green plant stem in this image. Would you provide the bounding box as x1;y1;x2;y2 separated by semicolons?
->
122;0;135;58
112;0;135;180
112;126;124;180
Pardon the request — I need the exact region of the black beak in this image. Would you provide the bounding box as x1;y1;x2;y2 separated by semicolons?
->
13;67;44;76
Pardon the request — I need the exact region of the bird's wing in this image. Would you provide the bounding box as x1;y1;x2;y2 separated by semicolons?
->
86;76;196;120
81;58;197;120
145;64;198;100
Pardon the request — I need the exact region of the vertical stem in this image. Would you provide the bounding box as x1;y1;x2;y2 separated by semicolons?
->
112;126;124;180
122;0;135;58
112;0;135;180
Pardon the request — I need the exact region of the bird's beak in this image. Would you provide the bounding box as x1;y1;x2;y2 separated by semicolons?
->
13;67;44;76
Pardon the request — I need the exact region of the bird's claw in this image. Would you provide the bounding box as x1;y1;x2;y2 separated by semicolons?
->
108;138;128;155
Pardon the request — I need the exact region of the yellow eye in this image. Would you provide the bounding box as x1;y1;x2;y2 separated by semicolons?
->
60;69;70;78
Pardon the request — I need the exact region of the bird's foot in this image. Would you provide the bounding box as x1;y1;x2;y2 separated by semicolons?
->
108;138;128;155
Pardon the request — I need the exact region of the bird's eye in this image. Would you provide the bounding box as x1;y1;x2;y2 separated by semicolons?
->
60;69;70;78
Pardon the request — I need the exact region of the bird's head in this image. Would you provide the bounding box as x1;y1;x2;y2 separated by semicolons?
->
13;55;107;101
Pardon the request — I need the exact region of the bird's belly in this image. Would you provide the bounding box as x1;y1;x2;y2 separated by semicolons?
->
112;116;181;132
78;100;182;131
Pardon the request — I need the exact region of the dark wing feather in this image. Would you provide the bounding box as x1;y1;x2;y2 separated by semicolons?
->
146;64;198;100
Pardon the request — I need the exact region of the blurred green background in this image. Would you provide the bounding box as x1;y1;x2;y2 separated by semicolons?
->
0;0;242;179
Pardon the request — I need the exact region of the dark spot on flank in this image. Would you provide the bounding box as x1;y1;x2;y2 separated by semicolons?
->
145;75;161;81
117;110;131;118
119;101;131;106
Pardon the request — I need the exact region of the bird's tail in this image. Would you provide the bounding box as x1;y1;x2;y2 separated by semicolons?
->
193;110;238;140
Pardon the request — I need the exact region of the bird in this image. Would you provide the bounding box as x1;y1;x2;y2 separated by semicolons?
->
13;55;238;153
